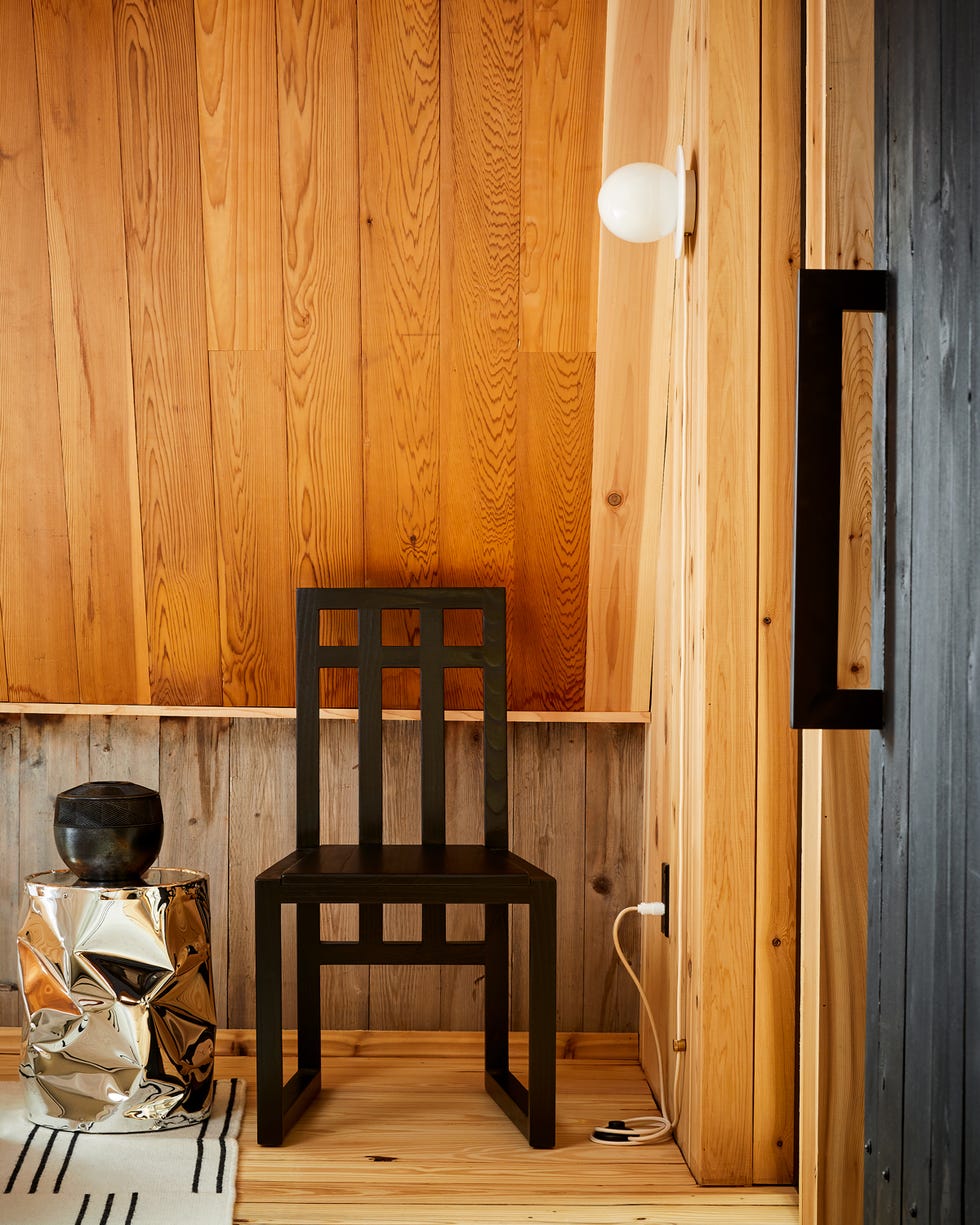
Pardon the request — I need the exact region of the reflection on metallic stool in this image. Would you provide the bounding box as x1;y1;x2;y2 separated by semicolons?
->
17;869;216;1133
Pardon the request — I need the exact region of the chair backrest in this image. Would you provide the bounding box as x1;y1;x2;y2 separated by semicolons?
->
295;587;508;851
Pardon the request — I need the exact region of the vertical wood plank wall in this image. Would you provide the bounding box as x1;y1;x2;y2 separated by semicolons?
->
0;713;643;1033
613;0;801;1189
799;0;874;1221
0;0;607;714
0;0;810;1192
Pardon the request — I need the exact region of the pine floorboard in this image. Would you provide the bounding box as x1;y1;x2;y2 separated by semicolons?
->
0;1029;798;1224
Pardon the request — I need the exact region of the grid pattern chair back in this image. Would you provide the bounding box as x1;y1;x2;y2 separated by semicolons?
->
294;587;508;850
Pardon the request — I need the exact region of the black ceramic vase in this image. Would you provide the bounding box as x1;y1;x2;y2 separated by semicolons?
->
54;781;164;884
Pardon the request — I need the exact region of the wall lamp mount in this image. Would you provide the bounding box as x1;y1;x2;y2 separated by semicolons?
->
597;146;696;259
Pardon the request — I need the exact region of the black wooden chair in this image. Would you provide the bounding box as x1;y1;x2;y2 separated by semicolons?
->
254;587;557;1148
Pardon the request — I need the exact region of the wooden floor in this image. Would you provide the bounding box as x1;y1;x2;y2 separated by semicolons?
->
1;1030;798;1225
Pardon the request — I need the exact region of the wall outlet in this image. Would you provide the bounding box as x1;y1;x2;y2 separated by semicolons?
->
661;862;670;938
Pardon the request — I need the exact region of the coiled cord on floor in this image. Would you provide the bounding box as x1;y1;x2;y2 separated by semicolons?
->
589;906;683;1146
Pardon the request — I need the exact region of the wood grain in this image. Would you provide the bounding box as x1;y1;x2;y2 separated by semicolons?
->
358;0;441;607
754;0;801;1185
88;713;159;788
0;0;78;703
3;0;612;715
194;0;283;350
441;720;487;1030
520;0;606;353
0;719;20;1025
837;309;874;689
371;720;442;1029
511;723;585;1031
32;0;150;703
0;1033;799;1220
159;716;231;1026
681;0;761;1186
438;0;521;709
513;353;594;710
227;717;296;1027
583;724;641;1031
799;0;874;1217
276;0;364;603
0;712;646;1033
586;0;684;711
209;350;293;706
114;0;222;706
317;718;369;1029
17;714;89;881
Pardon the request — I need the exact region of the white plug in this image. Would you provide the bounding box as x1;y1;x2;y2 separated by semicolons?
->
636;901;666;917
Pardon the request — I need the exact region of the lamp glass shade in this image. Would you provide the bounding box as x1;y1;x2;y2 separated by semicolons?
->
597;161;678;245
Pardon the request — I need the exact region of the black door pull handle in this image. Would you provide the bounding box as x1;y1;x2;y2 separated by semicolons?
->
791;269;887;730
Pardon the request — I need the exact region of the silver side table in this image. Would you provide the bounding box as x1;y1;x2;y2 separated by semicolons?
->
17;869;216;1133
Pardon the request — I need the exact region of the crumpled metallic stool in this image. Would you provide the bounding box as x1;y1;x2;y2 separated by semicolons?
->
17;869;216;1133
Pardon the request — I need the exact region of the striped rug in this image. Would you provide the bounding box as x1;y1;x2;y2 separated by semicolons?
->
0;1079;244;1225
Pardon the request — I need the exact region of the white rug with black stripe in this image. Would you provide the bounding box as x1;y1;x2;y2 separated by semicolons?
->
0;1079;244;1225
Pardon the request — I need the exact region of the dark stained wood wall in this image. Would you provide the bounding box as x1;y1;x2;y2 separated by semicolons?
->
0;713;643;1032
865;0;980;1218
0;0;604;711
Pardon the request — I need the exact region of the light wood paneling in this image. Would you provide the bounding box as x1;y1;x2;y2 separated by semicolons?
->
33;0;150;704
210;351;293;706
115;0;222;706
195;0;283;351
0;712;644;1034
159;716;232;1026
1;0;614;713
441;720;487;1030
754;0;802;1185
0;719;20;1025
372;720;442;1029
438;0;521;707
799;0;874;1220
513;353;594;709
678;0;761;1186
0;0;78;704
511;723;586;1031
89;712;159;787
276;0;364;597
17;715;89;881
520;0;605;353
317;717;369;1029
586;0;685;711
227;717;295;1028
358;0;441;602
583;724;642;1031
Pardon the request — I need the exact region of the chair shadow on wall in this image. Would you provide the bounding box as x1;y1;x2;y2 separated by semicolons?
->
254;586;557;1148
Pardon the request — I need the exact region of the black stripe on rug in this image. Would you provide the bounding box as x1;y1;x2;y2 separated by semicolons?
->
4;1121;39;1193
98;1191;115;1223
213;1077;238;1193
29;1126;59;1192
54;1131;80;1193
124;1191;138;1224
74;1192;90;1223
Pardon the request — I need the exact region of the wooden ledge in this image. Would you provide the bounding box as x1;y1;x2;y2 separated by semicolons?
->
0;703;651;724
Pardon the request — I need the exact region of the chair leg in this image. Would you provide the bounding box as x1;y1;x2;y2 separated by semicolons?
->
527;876;557;1148
255;879;284;1146
484;903;509;1076
296;903;322;1078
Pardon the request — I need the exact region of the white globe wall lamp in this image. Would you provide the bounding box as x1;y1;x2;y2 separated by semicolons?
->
597;146;697;259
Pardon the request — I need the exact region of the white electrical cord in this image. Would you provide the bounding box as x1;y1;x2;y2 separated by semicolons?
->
590;904;682;1146
591;236;691;1151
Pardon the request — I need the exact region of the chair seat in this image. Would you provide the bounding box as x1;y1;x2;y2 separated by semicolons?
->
261;843;551;902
